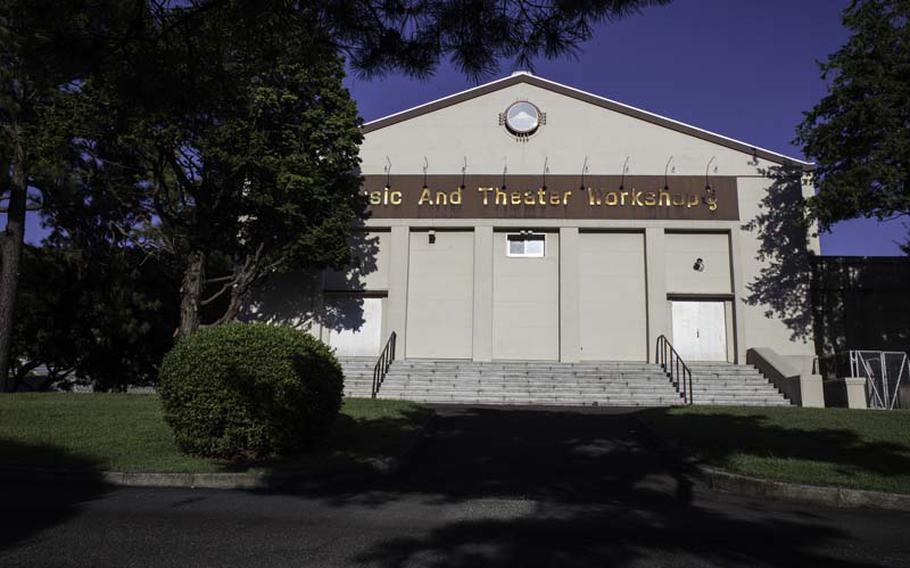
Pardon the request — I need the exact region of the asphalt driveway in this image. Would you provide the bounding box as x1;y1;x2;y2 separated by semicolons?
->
2;405;909;567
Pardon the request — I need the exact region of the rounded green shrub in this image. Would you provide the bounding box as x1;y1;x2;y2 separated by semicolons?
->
158;322;343;460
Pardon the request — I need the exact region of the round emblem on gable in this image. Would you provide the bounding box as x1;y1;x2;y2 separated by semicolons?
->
504;101;541;135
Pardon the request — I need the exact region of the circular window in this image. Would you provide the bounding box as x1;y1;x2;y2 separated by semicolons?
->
504;101;541;136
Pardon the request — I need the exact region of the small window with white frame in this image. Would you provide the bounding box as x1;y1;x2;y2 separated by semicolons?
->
506;233;546;258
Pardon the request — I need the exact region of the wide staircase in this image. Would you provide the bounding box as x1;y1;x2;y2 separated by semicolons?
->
372;360;684;406
341;357;792;407
338;357;377;398
687;362;791;406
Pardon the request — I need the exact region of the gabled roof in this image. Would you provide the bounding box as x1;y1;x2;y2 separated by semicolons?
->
363;72;814;170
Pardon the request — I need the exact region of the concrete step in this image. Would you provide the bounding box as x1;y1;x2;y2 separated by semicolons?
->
368;358;790;407
384;375;676;388
694;399;791;406
378;388;682;397
391;363;662;371
385;371;669;379
378;395;685;406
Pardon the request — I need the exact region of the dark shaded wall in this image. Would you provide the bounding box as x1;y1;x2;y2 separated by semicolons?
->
812;256;910;381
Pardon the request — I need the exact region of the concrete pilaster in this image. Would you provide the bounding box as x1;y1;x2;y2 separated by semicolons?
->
844;377;868;409
387;226;410;357
472;226;494;361
729;230;748;364
644;228;667;363
559;227;580;363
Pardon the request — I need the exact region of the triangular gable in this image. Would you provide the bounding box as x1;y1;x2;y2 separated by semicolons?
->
363;72;813;170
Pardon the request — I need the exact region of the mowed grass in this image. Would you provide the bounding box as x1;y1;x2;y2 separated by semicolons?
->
640;406;910;494
0;394;431;474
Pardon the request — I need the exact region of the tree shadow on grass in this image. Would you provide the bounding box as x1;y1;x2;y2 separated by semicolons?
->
638;408;910;483
243;405;435;483
0;439;111;553
270;406;907;567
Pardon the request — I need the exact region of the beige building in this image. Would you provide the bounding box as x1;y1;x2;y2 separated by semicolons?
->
248;72;822;402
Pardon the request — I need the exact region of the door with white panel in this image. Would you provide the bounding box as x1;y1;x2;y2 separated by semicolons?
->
578;232;647;361
670;301;727;361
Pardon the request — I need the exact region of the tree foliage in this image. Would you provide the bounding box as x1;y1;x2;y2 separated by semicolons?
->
796;0;910;252
316;0;671;79
55;1;366;337
1;0;673;388
10;244;179;391
0;0;145;388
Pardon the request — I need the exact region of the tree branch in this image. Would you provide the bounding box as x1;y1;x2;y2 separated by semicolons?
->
199;280;234;306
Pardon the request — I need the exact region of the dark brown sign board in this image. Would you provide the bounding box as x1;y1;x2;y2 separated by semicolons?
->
363;175;739;221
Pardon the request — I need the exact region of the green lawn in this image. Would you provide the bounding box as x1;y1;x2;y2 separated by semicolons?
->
0;394;432;474
639;406;910;494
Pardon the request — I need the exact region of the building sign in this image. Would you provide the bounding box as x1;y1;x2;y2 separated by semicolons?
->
363;175;739;220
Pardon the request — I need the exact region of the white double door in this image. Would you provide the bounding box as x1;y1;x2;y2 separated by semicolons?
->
671;301;727;362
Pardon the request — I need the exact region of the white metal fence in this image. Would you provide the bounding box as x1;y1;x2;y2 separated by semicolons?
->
849;350;908;410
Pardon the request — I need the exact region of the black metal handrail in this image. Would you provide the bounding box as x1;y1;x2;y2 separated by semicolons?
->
371;331;397;398
656;335;694;405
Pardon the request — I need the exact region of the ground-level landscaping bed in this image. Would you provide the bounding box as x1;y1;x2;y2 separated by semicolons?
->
639;406;910;495
0;394;432;476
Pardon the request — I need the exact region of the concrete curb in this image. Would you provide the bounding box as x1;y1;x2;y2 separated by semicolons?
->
0;415;436;491
699;465;910;512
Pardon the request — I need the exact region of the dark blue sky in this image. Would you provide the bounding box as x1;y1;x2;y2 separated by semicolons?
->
344;0;907;256
16;0;906;254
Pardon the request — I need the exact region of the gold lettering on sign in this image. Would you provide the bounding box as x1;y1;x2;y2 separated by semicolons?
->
367;183;720;213
418;186;464;206
478;187;493;205
478;187;571;206
584;187;718;210
368;187;402;205
705;195;717;211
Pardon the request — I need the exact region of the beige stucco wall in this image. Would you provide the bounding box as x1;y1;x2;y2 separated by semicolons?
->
245;76;820;365
578;232;647;360
405;230;474;358
324;231;391;292
492;231;559;360
361;81;782;177
737;176;817;366
665;232;732;295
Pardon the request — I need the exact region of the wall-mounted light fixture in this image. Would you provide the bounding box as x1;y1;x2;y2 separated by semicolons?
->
541;156;549;191
693;258;705;272
663;155;675;190
384;156;392;191
460;156;467;190
422;156;429;190
501;160;508;191
428;229;436;244
704;156;717;205
619;155;630;191
578;155;588;192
